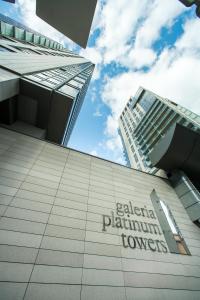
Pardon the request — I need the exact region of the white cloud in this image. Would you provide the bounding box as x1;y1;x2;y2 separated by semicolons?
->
93;111;102;117
101;13;200;163
104;115;119;136
88;0;186;69
103;49;200;120
106;135;122;151
134;0;185;49
80;0;152;78
121;48;157;69
90;86;98;103
90;0;104;34
102;72;137;117
124;0;186;69
79;46;102;64
176;18;200;50
90;150;98;156
79;47;103;80
96;0;149;64
105;135;125;164
98;136;125;165
93;105;103;117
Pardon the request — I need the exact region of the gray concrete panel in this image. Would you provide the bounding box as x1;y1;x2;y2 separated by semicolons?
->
0;262;32;282
36;249;84;268
41;236;84;253
10;197;52;213
45;224;85;240
24;283;81;300
82;268;124;286
0;244;37;263
81;286;126;300
0;229;42;248
30;265;82;284
0;217;46;234
0;282;27;300
4;206;49;223
48;214;86;229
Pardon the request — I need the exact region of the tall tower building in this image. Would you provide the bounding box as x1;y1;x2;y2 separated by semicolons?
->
119;87;200;176
0;13;94;145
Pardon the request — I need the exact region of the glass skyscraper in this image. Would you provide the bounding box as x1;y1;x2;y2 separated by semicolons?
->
0;13;94;145
119;87;200;176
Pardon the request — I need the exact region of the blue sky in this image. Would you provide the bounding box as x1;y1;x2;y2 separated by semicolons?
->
1;0;200;165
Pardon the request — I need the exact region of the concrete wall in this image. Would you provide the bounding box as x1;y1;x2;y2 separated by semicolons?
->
0;127;200;300
0;68;19;102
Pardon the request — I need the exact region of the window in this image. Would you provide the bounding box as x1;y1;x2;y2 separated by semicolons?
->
160;200;189;255
151;190;190;255
190;113;196;119
13;46;40;54
136;116;140;123
68;79;83;89
160;200;179;234
131;145;135;153
0;35;8;41
59;84;79;98
134;153;138;163
75;76;85;84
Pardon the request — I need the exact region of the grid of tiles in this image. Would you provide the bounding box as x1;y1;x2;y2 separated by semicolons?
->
0;127;200;300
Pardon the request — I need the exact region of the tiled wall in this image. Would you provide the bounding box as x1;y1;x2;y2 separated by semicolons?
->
0;127;200;300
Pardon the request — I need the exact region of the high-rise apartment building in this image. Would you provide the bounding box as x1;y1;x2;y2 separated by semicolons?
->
0;13;94;145
119;87;200;176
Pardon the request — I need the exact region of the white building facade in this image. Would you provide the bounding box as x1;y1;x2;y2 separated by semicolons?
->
0;13;94;145
0;127;200;299
119;87;200;176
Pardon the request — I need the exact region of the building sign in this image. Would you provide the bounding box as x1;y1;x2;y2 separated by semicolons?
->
102;201;168;253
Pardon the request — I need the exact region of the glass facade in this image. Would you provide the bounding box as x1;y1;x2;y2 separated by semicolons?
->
119;88;200;175
151;190;190;255
0;13;63;50
0;13;94;145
